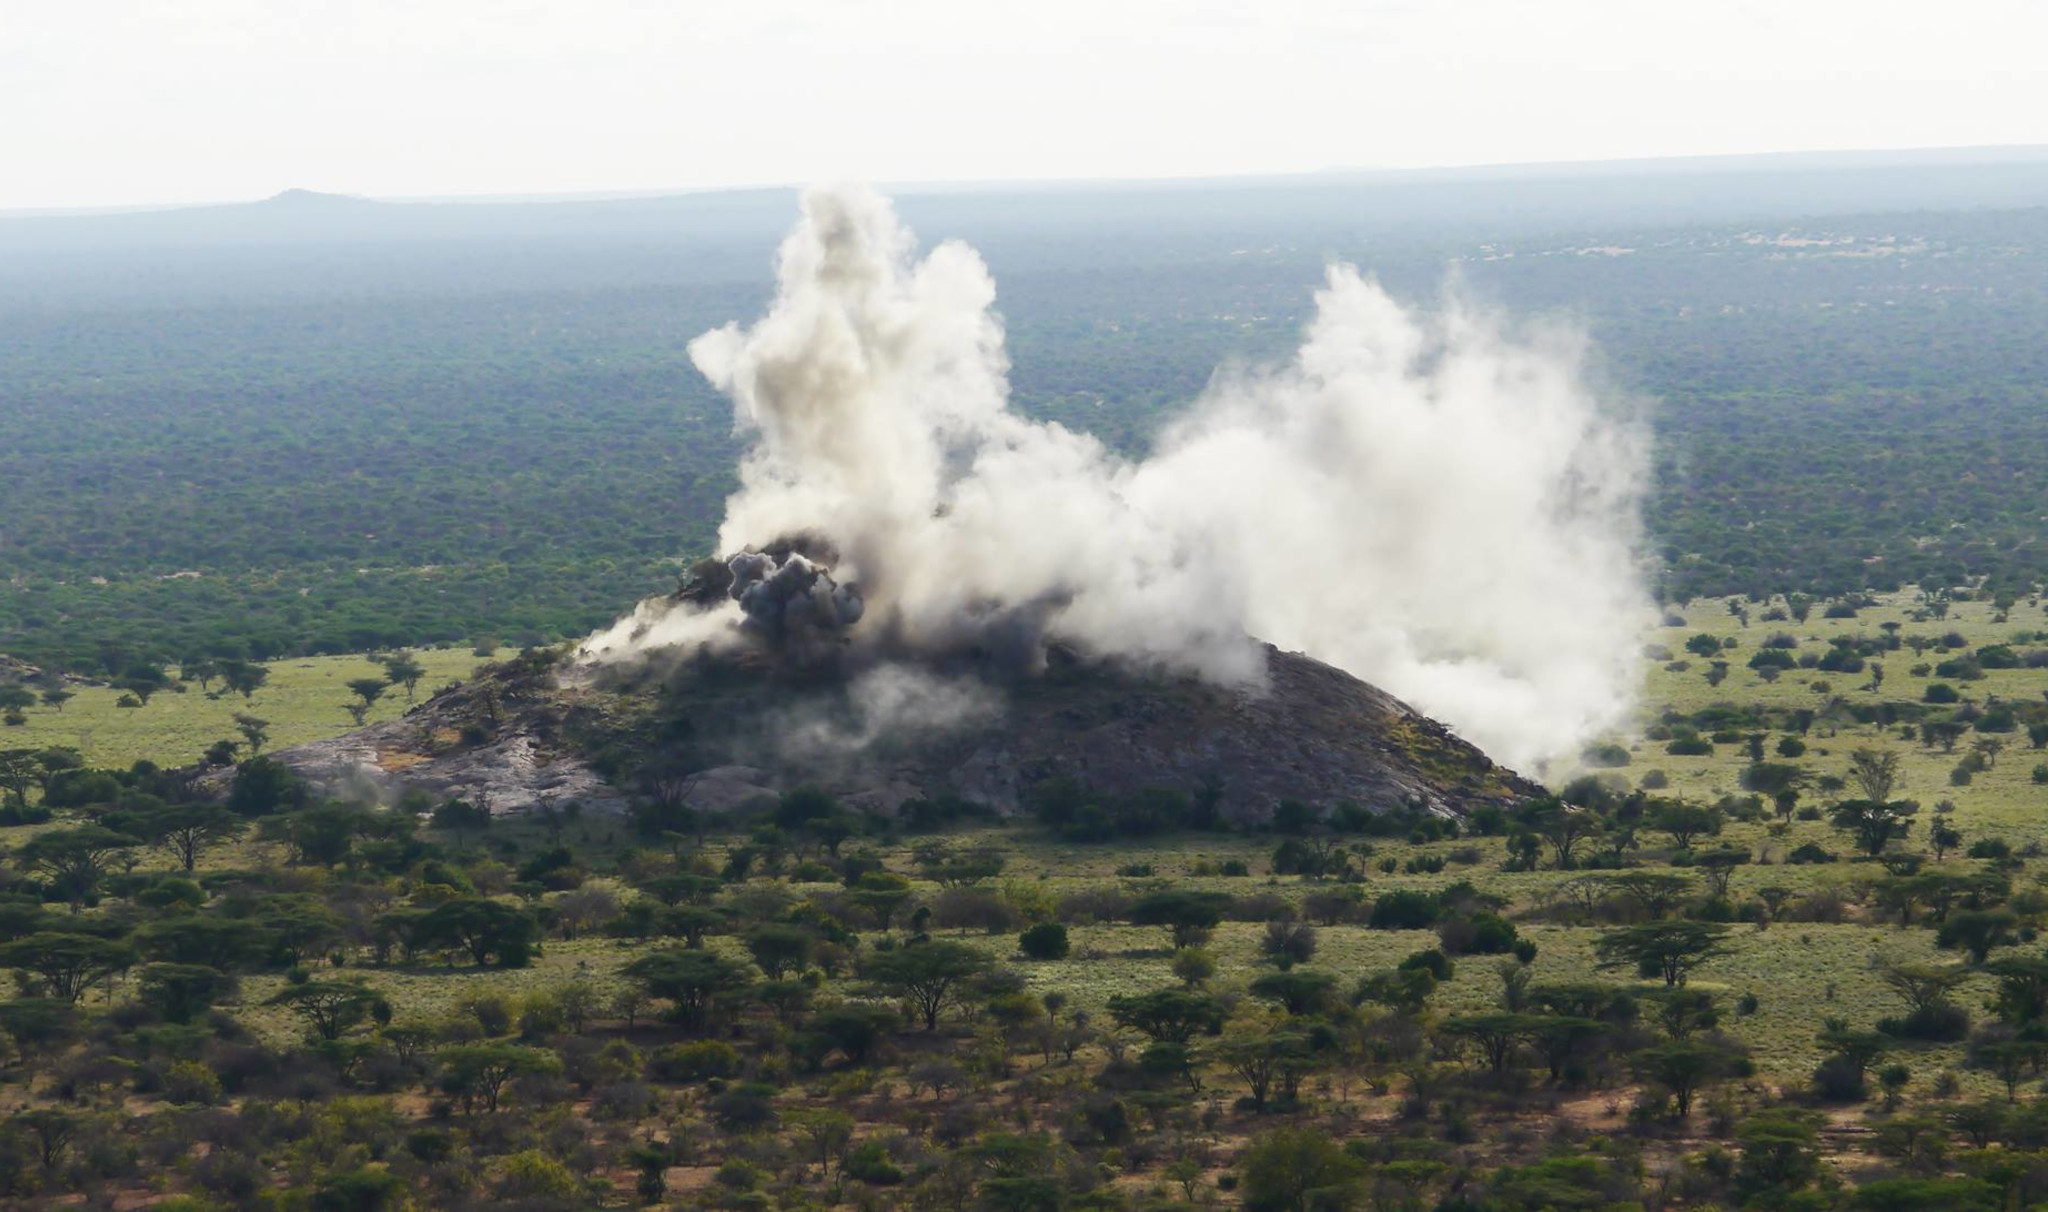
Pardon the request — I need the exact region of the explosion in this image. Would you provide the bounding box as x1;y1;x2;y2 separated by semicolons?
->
579;186;1652;771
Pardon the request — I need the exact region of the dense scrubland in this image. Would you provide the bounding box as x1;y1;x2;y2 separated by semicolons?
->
0;588;2044;1207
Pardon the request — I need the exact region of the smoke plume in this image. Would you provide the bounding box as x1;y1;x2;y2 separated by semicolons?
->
580;186;1651;771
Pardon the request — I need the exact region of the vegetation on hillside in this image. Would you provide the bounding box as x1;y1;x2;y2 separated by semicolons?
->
0;591;2046;1205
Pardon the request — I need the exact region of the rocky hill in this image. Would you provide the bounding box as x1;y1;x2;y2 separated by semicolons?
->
236;640;1541;823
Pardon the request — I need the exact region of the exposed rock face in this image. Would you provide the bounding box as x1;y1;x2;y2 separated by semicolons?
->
243;643;1538;821
232;719;629;816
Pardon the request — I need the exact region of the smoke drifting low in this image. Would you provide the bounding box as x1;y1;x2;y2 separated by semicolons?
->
579;187;1651;771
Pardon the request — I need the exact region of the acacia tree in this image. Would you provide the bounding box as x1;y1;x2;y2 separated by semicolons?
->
232;713;270;754
0;749;42;811
1846;749;1903;802
416;898;539;968
1647;801;1722;850
1634;1037;1748;1116
343;678;387;725
1987;955;2048;1029
623;949;755;1032
1126;891;1232;950
1594;921;1731;987
268;979;389;1041
15;825;138;908
1938;909;2018;964
1442;1013;1547;1074
437;1044;559;1114
138;963;235;1023
1605;873;1694;920
0;933;135;1002
860;941;993;1030
1108;988;1226;1043
381;652;427;701
131;803;245;872
220;661;268;700
1215;1027;1315;1108
1929;817;1964;861
1829;799;1917;857
1516;799;1603;869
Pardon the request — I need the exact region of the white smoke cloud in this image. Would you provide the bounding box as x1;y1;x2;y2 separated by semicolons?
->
769;664;1002;758
584;185;1651;772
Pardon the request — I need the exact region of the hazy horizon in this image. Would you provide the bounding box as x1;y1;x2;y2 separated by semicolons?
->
7;0;2047;211
7;141;2048;219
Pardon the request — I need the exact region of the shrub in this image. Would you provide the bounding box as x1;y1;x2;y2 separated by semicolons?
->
1879;1002;1971;1042
844;1141;904;1185
1666;737;1713;757
1811;1054;1867;1102
1369;890;1438;930
162;1060;223;1105
1438;913;1517;956
459;993;513;1037
648;1041;741;1083
1018;922;1070;961
708;1083;781;1132
1398;949;1453;980
1787;843;1837;865
1581;743;1631;768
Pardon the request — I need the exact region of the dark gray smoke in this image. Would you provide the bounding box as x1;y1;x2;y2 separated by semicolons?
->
728;550;865;658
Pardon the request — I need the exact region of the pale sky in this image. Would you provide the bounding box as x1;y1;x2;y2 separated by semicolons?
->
5;0;2046;210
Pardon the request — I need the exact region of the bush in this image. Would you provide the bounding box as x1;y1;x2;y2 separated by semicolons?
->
1018;922;1070;961
1666;737;1713;757
1369;890;1439;930
1398;949;1453;980
1776;737;1807;758
1438;913;1517;956
1581;743;1631;768
844;1141;904;1185
1787;842;1837;865
162;1060;223;1105
648;1041;741;1083
1879;1002;1971;1042
1811;1054;1868;1102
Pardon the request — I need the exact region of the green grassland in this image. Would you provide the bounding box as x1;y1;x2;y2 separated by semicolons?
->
4;648;482;769
1616;592;2048;836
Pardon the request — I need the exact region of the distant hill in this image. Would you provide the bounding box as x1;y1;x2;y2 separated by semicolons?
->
8;145;2048;257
